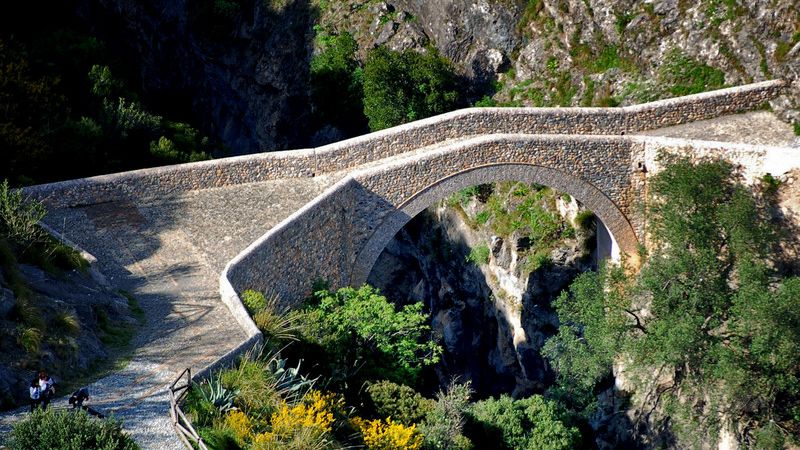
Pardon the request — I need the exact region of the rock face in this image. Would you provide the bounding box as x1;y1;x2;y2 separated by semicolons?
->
0;263;138;409
79;0;316;154
83;0;798;153
368;192;594;399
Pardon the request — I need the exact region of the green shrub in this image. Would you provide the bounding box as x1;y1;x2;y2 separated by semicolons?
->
475;211;490;225
10;408;139;450
759;173;781;196
52;310;81;336
794;122;800;136
574;210;595;231
17;326;42;354
310;29;366;135
420;381;474;450
301;285;442;386
467;395;581;450
659;49;725;96
241;289;266;314
466;245;490;265
363;47;461;131
0;180;47;250
365;380;435;425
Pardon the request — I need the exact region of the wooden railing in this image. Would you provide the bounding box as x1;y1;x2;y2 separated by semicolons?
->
169;368;208;450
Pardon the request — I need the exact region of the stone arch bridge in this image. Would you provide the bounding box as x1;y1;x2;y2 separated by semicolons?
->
11;79;800;449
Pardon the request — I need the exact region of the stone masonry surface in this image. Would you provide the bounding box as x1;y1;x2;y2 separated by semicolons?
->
2;81;794;449
24;80;784;209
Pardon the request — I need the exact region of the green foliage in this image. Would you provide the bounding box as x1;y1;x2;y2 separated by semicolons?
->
465;245;490;265
467;395;581;450
299;285;442;387
659;49;726;96
794;122;800;136
758;172;781;196
17;326;43;354
0;180;47;250
242;289;267;314
473;95;497;107
574;210;595;230
541;264;631;407
545;156;800;443
10;408;139;450
420;381;474;450
185;376;240;427
365;380;435;425
149;136;180;161
310;29;366;135
363;47;461;131
475;211;490;225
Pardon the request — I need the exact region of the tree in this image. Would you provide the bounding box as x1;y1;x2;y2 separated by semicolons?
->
300;285;442;387
362;47;461;131
467;395;581;450
543;156;800;445
310;30;366;135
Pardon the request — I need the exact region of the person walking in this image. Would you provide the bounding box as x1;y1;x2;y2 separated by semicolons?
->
29;379;41;412
38;370;55;410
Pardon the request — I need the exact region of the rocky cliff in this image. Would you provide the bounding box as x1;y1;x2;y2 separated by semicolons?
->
367;184;595;399
82;0;798;153
77;0;316;154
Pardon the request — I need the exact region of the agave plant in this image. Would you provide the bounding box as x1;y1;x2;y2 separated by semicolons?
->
195;376;239;414
267;356;316;398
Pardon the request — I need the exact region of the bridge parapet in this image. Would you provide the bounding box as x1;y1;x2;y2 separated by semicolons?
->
25;80;783;209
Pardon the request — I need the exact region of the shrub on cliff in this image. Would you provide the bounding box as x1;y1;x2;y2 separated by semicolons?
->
466;394;581;450
363;47;461;131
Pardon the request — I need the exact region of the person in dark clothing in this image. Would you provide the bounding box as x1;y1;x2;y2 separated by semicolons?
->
37;370;55;410
69;387;104;418
29;379;42;412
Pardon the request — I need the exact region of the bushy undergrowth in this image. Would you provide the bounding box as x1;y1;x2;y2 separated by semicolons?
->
184;284;588;449
10;408;138;450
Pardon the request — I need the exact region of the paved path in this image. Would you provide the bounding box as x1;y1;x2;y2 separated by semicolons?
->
641;110;798;147
0;175;338;449
0;110;793;449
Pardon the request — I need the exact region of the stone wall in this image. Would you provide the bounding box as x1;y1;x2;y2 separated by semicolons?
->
25;80;784;208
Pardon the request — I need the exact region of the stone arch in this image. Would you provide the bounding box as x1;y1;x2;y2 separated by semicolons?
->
350;163;639;286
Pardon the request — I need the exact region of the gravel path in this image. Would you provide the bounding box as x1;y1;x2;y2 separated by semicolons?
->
0;175;337;449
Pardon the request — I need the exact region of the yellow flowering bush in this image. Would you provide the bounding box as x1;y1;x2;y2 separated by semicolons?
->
224;410;253;442
353;416;423;450
269;390;338;440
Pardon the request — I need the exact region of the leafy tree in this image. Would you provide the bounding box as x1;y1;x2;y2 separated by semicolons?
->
363;47;461;131
310;29;366;135
543;156;800;445
467;395;581;450
299;285;442;387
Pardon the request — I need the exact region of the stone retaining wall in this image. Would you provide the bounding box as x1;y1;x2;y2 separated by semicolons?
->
25;80;784;208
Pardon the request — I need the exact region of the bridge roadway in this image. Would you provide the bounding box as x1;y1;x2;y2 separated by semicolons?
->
0;111;795;449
